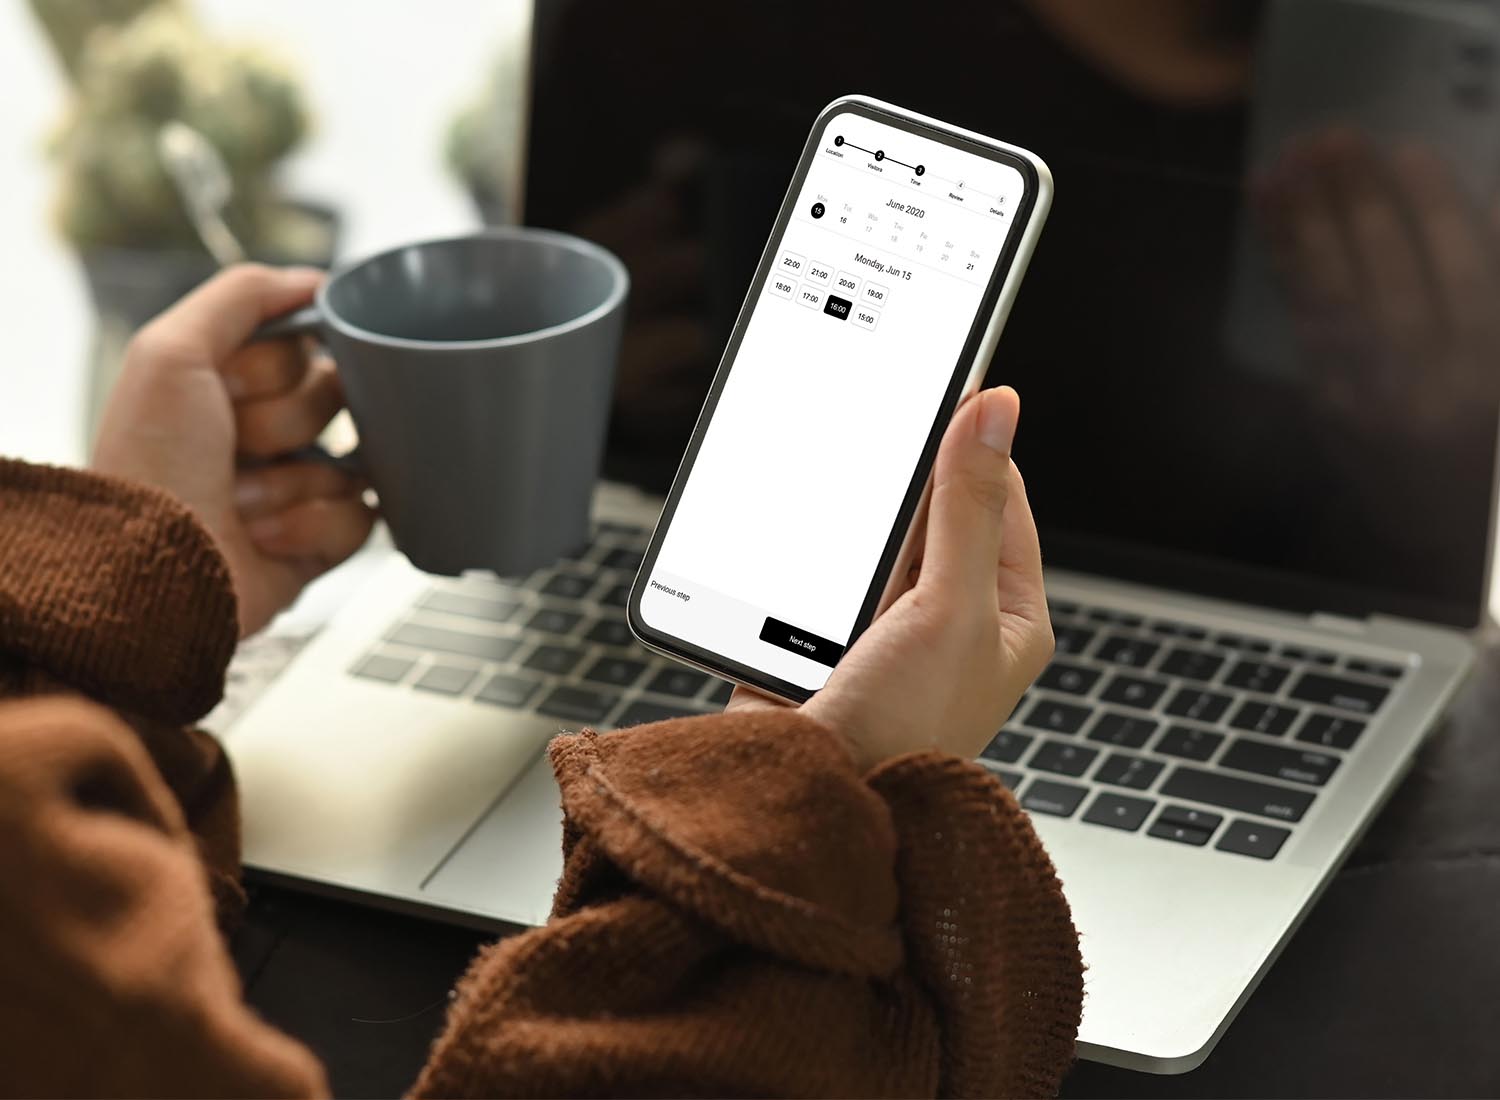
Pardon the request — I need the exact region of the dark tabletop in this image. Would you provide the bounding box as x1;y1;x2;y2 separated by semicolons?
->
237;631;1500;1099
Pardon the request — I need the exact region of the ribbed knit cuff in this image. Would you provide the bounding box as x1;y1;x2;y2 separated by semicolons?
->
0;459;237;724
548;710;906;978
869;753;1084;1097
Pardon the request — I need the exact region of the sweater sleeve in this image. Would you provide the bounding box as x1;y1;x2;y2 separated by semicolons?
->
0;458;329;1095
411;711;1083;1099
0;697;329;1097
0;457;246;920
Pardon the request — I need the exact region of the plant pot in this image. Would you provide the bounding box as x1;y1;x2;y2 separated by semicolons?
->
80;199;341;443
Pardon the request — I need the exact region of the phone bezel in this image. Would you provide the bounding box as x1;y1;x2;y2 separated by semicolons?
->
627;97;1043;703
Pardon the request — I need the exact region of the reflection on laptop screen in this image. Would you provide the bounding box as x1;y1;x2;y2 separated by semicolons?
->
524;0;1499;629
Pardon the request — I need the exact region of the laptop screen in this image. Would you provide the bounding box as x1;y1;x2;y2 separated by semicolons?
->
523;0;1500;629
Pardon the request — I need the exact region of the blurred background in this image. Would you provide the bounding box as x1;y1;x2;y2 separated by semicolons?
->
0;0;529;465
2;0;1498;622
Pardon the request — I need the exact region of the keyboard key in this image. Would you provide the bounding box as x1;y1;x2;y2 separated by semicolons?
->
1053;624;1097;656
1160;767;1316;822
1094;752;1164;790
1224;660;1291;695
1116;613;1145;629
1099;674;1168;711
583;656;648;687
601;547;645;572
1310;651;1337;666
1147;820;1214;846
1346;659;1404;679
616;700;702;726
1022;699;1093;735
994;768;1024;791
1288;672;1391;715
1158;804;1223;832
1279;646;1309;661
526;608;584;635
1164;688;1233;724
475;672;540;708
1029;740;1099;778
601;584;630;608
585;617;635;647
1087;609;1120;624
1087;711;1159;748
537;685;620;725
982;729;1034;765
1181;626;1209;641
541;572;596;599
1158;647;1225;682
1154;725;1225;762
1020;779;1088;818
1036;662;1102;695
386;622;522;663
706;680;734;705
1048;599;1080;618
351;653;415;683
413;663;478;695
1095;635;1160;669
1296;712;1366;750
1083;792;1155;832
1228;701;1300;738
1149;621;1184;637
1215;633;1247;650
647;667;710;698
1244;639;1273;655
1220;739;1340;787
1216;819;1292;860
417;590;520;623
523;644;583;675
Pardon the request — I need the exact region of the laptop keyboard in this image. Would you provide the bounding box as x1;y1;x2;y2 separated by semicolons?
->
349;527;1408;864
348;522;732;729
982;599;1410;861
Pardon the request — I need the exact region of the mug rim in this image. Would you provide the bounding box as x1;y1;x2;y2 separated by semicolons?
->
317;227;630;352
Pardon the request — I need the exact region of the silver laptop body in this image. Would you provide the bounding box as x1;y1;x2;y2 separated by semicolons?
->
222;472;1477;1072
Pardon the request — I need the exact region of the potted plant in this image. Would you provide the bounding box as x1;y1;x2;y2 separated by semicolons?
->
29;0;340;437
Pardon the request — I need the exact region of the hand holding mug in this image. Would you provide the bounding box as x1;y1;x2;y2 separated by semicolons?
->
93;265;376;638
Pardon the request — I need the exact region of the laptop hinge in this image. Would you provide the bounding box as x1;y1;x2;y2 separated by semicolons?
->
1308;611;1371;635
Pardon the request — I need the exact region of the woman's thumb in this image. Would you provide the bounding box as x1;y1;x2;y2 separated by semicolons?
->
921;386;1020;595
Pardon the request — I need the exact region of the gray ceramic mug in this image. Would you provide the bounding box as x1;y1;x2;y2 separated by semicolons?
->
257;228;629;577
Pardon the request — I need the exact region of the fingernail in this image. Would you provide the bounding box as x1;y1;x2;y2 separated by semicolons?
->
976;389;1019;454
234;477;265;510
247;514;283;543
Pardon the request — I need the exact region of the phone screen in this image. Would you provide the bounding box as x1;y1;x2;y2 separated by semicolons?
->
634;105;1035;694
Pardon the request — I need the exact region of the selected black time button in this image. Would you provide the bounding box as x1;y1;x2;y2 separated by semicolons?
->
759;616;845;667
823;293;853;320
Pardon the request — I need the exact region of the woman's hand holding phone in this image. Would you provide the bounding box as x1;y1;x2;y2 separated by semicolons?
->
728;386;1053;771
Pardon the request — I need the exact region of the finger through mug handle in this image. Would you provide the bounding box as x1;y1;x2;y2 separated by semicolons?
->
248;304;365;478
251;304;324;343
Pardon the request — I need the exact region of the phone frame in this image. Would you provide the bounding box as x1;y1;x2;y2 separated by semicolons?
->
628;94;1053;703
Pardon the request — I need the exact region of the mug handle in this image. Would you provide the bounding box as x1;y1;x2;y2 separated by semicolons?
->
248;304;365;478
251;304;324;343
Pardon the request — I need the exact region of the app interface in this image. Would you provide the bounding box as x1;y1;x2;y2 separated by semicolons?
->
639;110;1027;690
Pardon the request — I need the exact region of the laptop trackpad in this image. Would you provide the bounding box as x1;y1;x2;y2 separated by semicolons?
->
228;672;555;900
420;752;566;927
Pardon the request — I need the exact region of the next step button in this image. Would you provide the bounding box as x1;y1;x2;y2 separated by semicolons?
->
759;616;845;668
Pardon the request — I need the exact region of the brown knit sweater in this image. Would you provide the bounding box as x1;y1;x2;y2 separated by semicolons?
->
0;457;1083;1098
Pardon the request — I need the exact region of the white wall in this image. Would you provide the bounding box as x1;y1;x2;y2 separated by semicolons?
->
0;0;529;466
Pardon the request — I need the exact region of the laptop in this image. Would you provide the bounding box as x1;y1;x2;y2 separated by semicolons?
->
221;0;1497;1074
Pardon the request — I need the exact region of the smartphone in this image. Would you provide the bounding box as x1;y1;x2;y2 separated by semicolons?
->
628;95;1052;702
